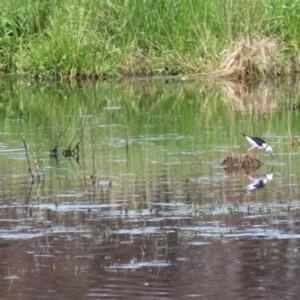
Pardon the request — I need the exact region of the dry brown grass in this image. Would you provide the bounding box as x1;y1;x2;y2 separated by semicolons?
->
215;36;284;81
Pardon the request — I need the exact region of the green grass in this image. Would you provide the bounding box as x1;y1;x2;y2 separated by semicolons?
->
1;0;300;80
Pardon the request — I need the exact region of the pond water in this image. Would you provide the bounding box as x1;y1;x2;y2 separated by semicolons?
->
1;76;300;299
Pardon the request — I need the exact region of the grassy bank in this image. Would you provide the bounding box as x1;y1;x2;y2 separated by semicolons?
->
1;0;300;80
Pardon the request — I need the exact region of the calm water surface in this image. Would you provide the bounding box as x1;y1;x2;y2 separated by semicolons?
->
1;76;300;299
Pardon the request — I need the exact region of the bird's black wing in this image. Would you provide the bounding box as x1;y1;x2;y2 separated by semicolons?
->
241;133;266;146
251;136;266;146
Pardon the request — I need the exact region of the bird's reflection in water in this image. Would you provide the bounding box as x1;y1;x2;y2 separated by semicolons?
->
246;169;274;191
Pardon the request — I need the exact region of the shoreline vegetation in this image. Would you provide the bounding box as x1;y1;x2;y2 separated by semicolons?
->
1;1;300;81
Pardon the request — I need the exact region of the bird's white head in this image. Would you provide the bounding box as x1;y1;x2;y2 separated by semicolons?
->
264;145;273;153
264;145;274;159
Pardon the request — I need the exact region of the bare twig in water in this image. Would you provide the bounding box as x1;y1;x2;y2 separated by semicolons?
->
63;119;86;163
31;150;42;182
90;123;97;184
50;127;63;157
24;181;41;217
23;138;35;183
66;120;86;150
22;138;42;183
50;122;71;157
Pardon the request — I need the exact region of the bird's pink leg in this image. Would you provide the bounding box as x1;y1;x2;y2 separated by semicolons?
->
247;146;256;154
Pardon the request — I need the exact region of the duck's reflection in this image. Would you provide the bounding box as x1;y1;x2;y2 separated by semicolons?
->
246;170;274;191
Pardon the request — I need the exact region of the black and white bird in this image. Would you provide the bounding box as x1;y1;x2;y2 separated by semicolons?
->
246;172;274;191
242;133;274;159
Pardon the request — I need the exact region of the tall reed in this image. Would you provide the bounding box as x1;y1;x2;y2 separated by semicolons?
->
1;0;299;79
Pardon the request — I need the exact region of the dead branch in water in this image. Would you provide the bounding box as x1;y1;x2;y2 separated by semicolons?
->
50;127;66;157
23;138;34;182
90;123;97;184
22;138;42;183
50;120;86;163
62;120;86;163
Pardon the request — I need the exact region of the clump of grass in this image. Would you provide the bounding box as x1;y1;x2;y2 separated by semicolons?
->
1;0;300;80
215;36;285;80
221;153;262;173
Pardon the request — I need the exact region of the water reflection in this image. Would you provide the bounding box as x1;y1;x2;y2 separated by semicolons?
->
246;169;274;191
1;77;300;299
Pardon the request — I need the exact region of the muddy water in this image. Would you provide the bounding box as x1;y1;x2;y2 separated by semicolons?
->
1;77;300;299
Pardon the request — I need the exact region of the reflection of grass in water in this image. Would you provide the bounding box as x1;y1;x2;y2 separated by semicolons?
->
1;78;300;208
